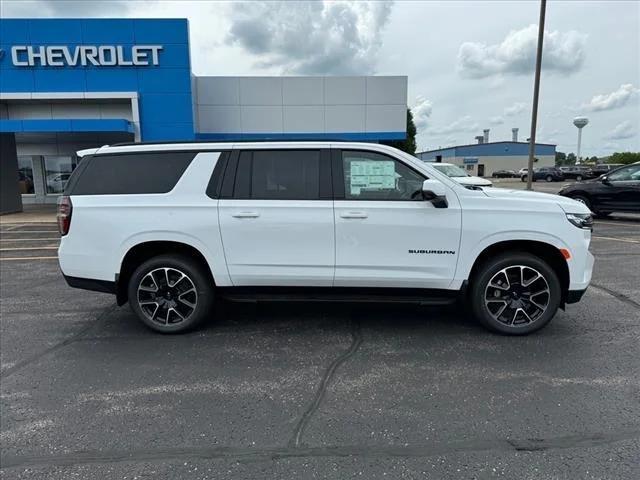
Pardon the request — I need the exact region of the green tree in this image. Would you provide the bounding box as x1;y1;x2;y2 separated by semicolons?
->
566;152;577;164
608;152;640;165
555;151;567;166
381;108;417;155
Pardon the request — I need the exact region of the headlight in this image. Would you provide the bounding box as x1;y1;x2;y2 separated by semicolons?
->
566;213;593;230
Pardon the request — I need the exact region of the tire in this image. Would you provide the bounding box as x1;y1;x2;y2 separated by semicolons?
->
128;254;215;333
546;175;553;182
469;252;562;335
521;176;526;182
571;195;591;210
576;175;583;181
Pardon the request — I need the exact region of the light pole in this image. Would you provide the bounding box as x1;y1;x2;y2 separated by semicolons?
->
573;116;589;164
526;0;547;191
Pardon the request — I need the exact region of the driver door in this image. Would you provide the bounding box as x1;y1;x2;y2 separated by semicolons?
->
597;164;640;211
332;149;462;289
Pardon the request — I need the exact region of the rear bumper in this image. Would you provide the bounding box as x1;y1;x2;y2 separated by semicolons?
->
63;275;116;295
566;288;588;304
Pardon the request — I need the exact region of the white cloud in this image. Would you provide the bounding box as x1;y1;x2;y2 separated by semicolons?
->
1;0;133;16
603;142;621;152
411;96;432;131
226;0;393;74
583;84;639;112
504;102;527;117
489;116;504;125
605;121;636;140
428;115;478;135
457;25;587;79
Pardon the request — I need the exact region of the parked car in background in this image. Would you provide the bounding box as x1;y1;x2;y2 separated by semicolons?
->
431;163;493;188
591;163;624;177
492;169;518;178
518;168;529;177
558;162;640;217
521;166;565;182
559;166;595;181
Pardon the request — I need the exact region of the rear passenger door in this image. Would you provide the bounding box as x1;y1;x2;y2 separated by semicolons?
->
217;149;335;286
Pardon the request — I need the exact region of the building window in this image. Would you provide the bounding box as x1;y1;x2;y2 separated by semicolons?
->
44;156;78;195
466;165;474;171
17;156;35;195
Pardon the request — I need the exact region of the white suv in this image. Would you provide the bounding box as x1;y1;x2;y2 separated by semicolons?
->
58;142;594;335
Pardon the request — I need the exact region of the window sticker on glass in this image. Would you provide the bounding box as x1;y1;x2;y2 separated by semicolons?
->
349;160;395;195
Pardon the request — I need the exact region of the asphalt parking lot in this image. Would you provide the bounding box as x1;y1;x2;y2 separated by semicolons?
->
1;203;639;478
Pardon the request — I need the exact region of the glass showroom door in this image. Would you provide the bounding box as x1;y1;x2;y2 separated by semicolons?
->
43;156;79;196
17;156;36;197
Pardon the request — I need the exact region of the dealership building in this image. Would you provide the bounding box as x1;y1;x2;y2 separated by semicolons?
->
0;18;408;213
416;130;556;178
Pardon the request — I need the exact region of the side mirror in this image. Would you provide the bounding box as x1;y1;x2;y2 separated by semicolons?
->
601;176;610;185
422;179;448;208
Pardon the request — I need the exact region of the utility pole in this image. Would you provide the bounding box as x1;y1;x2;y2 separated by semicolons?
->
526;0;547;190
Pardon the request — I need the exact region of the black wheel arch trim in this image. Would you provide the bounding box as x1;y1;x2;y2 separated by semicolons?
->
63;274;116;295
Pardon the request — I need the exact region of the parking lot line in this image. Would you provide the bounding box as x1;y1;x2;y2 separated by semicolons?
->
0;256;58;261
0;230;60;234
592;235;640;244
0;238;60;242
595;223;640;229
0;221;56;227
0;246;58;251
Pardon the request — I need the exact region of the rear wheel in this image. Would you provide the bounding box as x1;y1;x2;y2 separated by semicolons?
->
128;254;214;333
470;253;561;335
546;175;553;182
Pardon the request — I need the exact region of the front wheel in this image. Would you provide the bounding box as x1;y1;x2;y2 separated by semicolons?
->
128;254;215;333
546;175;553;182
470;253;562;335
571;195;591;210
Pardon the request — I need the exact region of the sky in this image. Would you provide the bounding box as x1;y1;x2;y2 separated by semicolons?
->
2;0;639;156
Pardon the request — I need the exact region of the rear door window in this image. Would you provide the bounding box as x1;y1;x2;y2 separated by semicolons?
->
230;149;328;200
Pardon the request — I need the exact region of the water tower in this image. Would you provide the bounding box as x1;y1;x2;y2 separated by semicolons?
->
573;116;589;163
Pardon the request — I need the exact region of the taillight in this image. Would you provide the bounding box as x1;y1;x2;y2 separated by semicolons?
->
57;196;72;236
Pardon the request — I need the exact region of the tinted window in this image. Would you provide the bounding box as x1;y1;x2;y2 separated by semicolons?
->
608;164;640;182
342;151;425;200
70;152;196;195
234;150;321;200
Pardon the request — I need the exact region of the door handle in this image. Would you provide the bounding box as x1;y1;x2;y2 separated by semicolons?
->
231;212;260;218
340;211;368;219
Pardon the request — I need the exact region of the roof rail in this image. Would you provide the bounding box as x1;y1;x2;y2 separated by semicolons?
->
108;138;381;147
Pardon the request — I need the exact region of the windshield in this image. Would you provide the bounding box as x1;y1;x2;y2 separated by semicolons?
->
433;164;469;177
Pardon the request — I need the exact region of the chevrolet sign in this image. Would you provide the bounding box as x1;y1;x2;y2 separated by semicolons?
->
11;45;163;67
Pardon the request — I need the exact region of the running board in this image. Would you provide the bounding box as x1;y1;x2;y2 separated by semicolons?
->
217;287;458;306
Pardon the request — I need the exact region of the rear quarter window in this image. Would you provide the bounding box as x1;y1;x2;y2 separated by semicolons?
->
69;152;196;195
